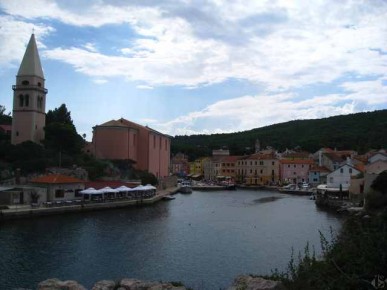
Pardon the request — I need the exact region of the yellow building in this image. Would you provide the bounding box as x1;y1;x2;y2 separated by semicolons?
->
236;153;279;185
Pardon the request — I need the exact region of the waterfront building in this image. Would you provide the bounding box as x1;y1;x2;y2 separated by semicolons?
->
0;185;47;206
171;153;190;176
320;150;357;171
30;174;85;202
326;164;361;190
11;34;47;145
236;153;279;185
90;118;170;178
308;165;330;186
219;155;240;181
279;159;314;184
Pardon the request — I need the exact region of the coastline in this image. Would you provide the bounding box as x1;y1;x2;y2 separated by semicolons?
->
0;186;179;221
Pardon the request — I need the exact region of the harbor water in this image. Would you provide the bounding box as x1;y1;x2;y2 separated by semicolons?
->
0;189;342;289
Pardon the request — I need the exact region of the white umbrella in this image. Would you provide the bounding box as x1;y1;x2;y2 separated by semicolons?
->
116;185;134;192
79;187;103;195
100;186;119;193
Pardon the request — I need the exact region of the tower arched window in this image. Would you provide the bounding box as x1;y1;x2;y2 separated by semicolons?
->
25;94;29;107
19;94;24;107
37;82;41;87
22;80;29;85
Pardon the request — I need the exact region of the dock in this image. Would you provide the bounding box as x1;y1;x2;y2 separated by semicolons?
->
0;187;179;221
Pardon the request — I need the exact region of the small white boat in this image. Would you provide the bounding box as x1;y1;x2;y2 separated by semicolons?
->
178;180;193;194
163;195;176;200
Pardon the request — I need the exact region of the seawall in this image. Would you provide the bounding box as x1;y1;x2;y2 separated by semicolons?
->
0;187;179;221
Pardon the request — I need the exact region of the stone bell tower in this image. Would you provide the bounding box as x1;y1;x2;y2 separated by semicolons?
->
11;33;47;145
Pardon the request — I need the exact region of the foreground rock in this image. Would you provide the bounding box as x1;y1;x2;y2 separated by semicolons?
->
38;278;87;290
38;278;186;290
227;275;286;290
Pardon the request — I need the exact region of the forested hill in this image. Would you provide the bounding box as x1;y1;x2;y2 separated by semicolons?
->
171;109;387;160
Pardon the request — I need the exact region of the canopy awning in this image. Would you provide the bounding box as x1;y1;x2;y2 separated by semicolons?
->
79;187;104;195
100;186;119;193
116;185;134;192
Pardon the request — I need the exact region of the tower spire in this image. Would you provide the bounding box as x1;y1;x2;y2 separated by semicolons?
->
17;33;44;79
11;33;47;145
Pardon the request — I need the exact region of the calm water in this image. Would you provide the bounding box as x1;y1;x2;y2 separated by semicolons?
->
0;190;342;289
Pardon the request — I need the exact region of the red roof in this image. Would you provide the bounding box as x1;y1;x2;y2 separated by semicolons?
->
31;174;85;184
280;159;315;164
0;124;11;132
310;165;330;172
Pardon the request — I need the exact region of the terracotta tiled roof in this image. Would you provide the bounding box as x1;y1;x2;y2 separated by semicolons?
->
280;159;315;164
220;155;241;162
354;163;365;173
239;153;277;160
323;152;346;162
0;124;12;132
31;174;85;184
309;165;330;172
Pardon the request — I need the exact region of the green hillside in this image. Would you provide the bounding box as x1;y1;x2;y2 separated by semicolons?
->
171;110;387;160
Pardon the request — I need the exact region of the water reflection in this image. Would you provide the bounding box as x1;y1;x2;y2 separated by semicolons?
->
0;190;341;289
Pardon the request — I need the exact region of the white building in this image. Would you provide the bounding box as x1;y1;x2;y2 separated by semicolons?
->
326;164;361;190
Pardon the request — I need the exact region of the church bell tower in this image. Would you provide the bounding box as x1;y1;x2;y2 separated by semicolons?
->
11;33;47;145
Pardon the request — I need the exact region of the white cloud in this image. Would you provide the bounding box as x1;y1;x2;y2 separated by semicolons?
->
0;15;54;68
136;85;154;90
2;0;387;91
154;92;359;136
93;78;108;84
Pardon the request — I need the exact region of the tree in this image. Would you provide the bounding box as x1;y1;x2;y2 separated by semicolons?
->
371;170;387;195
44;104;84;155
0;105;12;125
46;104;73;126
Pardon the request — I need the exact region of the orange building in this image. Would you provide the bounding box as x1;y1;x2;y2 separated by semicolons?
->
90;118;170;178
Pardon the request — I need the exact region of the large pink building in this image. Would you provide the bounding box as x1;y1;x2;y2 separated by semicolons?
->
90;118;170;178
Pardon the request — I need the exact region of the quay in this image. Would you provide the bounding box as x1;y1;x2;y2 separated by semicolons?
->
0;187;179;221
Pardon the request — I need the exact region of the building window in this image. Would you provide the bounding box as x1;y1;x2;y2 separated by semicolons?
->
55;189;65;198
288;165;290;168
38;82;42;87
349;168;352;174
25;94;29;107
16;131;19;136
260;161;264;165
330;177;334;183
19;95;24;107
260;169;263;174
302;165;304;168
340;168;343;173
294;172;296;175
22;80;29;85
272;161;275;165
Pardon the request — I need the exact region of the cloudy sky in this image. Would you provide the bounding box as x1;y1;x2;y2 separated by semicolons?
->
1;0;386;140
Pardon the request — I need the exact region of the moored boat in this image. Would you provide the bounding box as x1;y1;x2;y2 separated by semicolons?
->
163;195;176;200
178;180;193;194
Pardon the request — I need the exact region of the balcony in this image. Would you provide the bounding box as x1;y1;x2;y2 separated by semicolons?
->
12;85;48;94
